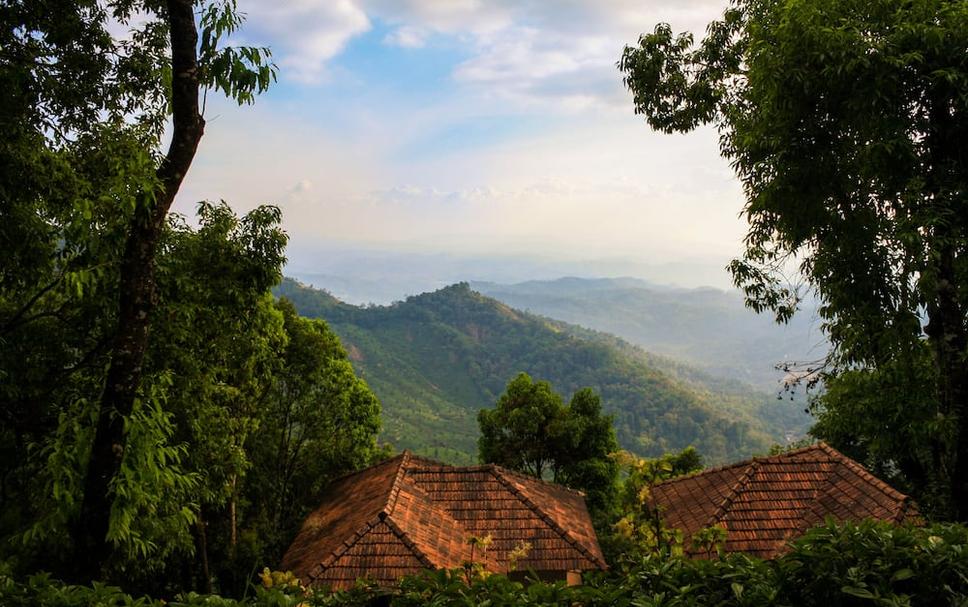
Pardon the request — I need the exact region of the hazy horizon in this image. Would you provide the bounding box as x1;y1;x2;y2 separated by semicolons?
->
283;244;743;305
173;0;747;291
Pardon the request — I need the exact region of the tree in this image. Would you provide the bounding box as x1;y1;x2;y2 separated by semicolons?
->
807;347;942;509
620;0;968;519
146;202;288;592
243;298;384;573
3;0;275;576
478;373;564;478
478;373;619;512
1;201;290;588
76;1;274;576
550;388;621;513
2;193;389;595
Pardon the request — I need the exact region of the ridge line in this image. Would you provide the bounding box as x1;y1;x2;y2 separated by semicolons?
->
382;513;436;569
312;515;382;580
704;460;759;532
406;456;587;497
788;457;837;548
816;442;912;504
492;468;607;570
385;450;413;516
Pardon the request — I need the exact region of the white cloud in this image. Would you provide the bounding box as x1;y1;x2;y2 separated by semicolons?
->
382;25;428;48
452;26;622;111
178;1;749;289
235;0;730;102
238;0;370;83
363;0;729;110
363;0;511;34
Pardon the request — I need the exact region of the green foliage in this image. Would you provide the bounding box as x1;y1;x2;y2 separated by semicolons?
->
276;279;805;465
809;345;950;517
478;373;567;477
106;379;200;569
553;387;621;513
620;0;968;520
1;202;384;591
478;374;619;513
0;202;287;583
4;521;967;606
198;0;276;105
0;0;384;594
244;299;384;570
0;126;156;532
608;448;704;562
780;521;968;606
3;0;279;574
151;201;288;508
1;0;286;583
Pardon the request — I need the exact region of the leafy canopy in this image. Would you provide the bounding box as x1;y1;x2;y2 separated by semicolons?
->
478;373;619;512
608;448;705;562
0;0;387;593
620;0;968;520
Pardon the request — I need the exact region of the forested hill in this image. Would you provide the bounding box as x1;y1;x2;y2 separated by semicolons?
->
472;277;825;390
276;278;810;465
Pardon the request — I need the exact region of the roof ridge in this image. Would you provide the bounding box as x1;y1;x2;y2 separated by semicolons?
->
492;468;607;570
384;450;413;515
404;452;453;468
405;458;588;497
492;465;587;496
826;456;915;525
319;451;409;487
704;460;759;529
815;442;911;504
314;515;382;575
655;458;754;488
788;458;837;547
381;512;436;569
759;442;829;461
656;443;842;491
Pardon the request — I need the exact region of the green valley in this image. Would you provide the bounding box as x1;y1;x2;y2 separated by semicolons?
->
276;278;810;465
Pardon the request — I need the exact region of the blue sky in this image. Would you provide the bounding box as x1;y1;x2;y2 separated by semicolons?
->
177;0;744;290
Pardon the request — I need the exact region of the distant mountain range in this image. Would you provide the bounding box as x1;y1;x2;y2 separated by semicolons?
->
283;248;738;305
472;277;827;390
276;278;811;465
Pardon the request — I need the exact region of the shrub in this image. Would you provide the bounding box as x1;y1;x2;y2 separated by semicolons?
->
2;521;965;607
780;520;968;606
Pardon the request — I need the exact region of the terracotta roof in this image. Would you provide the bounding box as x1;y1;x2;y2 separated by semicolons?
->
281;452;606;589
651;442;919;559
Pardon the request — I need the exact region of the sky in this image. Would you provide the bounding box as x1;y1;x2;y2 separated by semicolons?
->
176;0;745;295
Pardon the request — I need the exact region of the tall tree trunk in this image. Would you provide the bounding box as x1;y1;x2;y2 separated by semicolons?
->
954;374;968;522
926;248;968;520
229;474;238;553
195;512;213;594
74;0;205;578
923;83;968;522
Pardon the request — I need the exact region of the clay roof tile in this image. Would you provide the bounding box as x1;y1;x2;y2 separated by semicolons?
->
651;442;916;559
282;451;606;589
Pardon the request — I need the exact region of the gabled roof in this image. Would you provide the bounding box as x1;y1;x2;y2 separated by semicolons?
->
281;452;606;589
651;442;919;559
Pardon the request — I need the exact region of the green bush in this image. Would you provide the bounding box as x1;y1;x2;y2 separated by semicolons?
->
3;521;966;607
780;520;968;606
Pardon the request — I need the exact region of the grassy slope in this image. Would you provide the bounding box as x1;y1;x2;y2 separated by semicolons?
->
277;278;810;465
